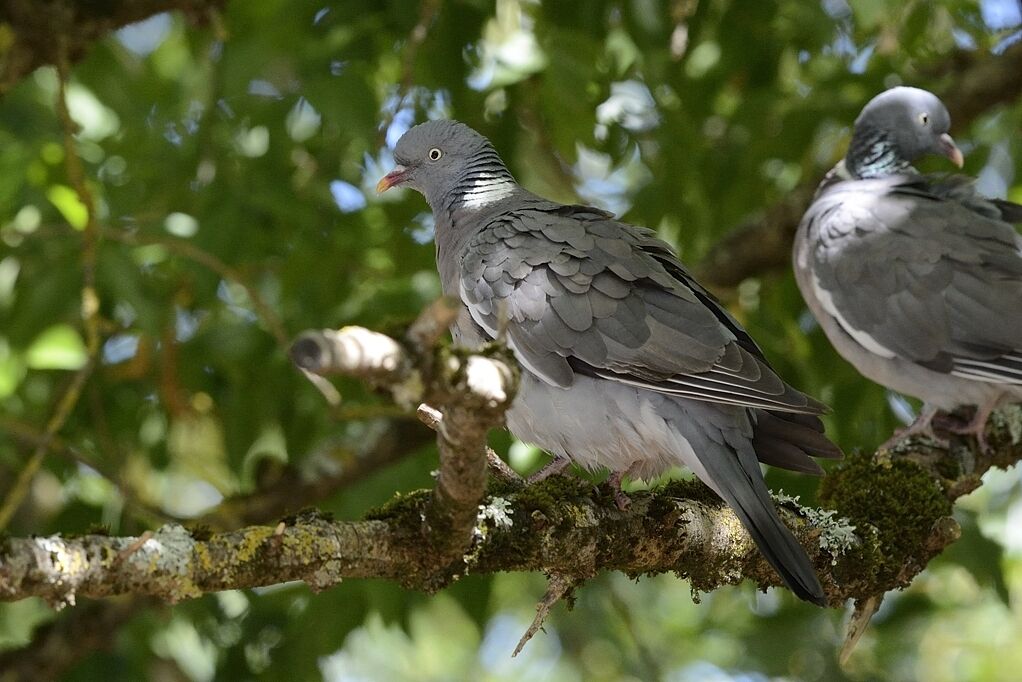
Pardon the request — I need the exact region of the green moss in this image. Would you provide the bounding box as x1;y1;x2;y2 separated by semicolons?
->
363;489;432;522
485;476;524;498
85;523;111;536
819;450;951;589
656;478;723;507
933;452;962;480
281;507;335;526
510;475;591;520
187;524;214;542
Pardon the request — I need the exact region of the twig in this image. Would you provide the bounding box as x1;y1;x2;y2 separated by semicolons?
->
405;296;460;354
513;573;576;657
0;368;93;530
0;1;229;95
115;530;154;565
417;404;523;486
841;594;883;666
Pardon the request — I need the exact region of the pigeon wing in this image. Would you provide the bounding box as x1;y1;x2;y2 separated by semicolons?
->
461;205;826;413
806;175;1022;385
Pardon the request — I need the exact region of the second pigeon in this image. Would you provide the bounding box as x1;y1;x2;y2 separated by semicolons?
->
794;87;1022;452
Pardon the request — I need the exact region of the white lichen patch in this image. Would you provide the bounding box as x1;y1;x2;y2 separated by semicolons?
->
140;525;196;572
477;497;514;530
33;536;88;606
127;524;203;601
34;537;88;580
807;509;858;562
773;490;858;564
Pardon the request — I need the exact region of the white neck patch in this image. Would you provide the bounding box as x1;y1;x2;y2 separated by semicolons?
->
460;173;515;209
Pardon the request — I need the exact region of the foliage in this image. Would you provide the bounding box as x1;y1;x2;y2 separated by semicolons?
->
0;0;1021;680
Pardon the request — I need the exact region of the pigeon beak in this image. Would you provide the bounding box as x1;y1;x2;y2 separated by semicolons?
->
938;133;964;168
376;165;409;193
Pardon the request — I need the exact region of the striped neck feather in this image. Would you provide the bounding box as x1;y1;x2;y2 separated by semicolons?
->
846;128;913;179
453;147;517;210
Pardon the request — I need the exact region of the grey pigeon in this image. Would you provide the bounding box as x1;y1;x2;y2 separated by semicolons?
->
794;86;1022;451
379;119;842;605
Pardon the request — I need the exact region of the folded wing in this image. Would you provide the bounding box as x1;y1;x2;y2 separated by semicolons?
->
461;203;827;414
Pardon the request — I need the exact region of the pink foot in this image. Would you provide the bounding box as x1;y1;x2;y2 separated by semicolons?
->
879;404;944;451
606;470;631;511
526;457;571;485
943;401;997;454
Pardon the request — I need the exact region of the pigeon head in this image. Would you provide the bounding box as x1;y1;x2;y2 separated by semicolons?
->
377;119;517;211
846;87;963;178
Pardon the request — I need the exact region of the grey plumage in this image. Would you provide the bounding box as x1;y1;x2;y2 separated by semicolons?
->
794;87;1022;448
381;119;841;605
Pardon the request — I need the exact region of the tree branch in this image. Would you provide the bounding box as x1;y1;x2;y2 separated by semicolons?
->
0;0;227;95
0;403;1017;606
290;313;518;575
697;41;1022;289
0;316;1019;607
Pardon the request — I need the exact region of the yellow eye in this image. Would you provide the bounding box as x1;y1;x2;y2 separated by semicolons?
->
918;112;929;126
428;148;443;161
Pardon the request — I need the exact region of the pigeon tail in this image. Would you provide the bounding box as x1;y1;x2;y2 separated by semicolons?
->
697;439;827;606
752;410;844;475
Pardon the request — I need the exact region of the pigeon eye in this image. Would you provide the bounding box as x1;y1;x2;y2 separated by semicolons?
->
918;112;929;126
427;148;443;161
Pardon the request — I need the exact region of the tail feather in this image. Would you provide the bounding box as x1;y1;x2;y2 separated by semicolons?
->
752;410;843;474
753;439;825;475
698;440;826;606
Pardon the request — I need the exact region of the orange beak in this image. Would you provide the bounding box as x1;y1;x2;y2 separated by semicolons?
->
376;165;409;193
939;133;964;168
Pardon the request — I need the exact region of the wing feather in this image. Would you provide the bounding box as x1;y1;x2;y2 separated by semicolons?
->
806;174;1022;384
462;205;825;414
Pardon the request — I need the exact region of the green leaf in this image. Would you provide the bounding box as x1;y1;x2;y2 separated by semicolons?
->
25;324;87;370
46;184;88;230
0;344;25;398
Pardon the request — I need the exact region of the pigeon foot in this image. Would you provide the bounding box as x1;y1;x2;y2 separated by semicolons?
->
879;404;945;451
526;457;571;485
606;470;631;511
942;401;997;454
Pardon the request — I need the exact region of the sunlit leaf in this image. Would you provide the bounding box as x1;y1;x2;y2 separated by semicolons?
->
46;184;88;230
24;324;87;370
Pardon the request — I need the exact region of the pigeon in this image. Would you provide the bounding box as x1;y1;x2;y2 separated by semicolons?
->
379;119;842;605
794;86;1022;452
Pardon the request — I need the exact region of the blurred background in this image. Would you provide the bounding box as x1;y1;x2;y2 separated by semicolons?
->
1;0;1021;679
